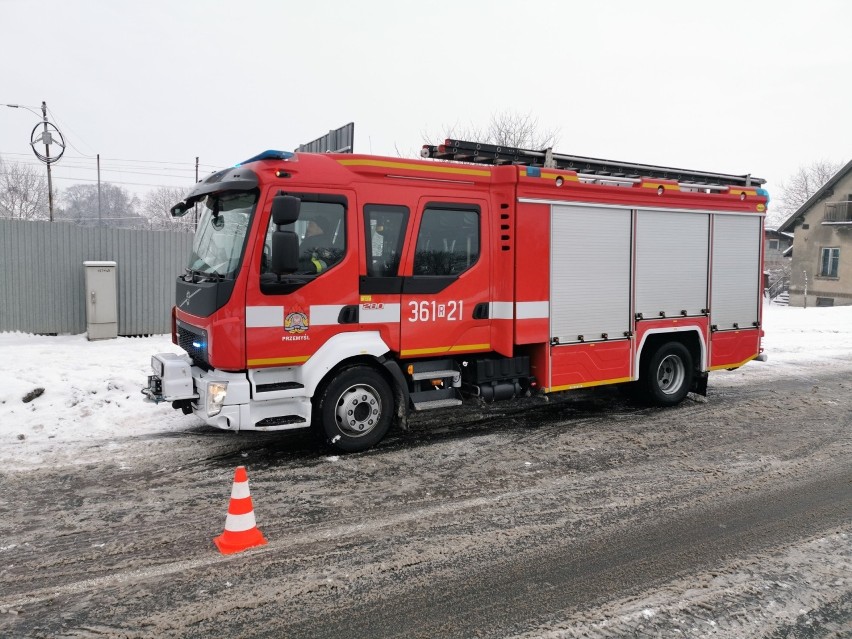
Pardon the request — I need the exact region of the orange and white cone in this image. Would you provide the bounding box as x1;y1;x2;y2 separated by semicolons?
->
213;466;268;555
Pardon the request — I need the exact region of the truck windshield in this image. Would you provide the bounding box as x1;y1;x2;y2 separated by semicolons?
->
187;191;258;279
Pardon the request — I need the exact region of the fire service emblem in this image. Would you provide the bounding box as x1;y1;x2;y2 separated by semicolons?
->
284;311;309;334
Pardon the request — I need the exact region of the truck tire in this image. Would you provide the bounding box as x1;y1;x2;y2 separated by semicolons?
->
640;342;693;407
314;366;394;452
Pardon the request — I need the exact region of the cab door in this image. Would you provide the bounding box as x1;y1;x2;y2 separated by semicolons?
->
399;198;491;359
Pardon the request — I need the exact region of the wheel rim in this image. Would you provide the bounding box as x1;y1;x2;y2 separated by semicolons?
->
334;383;382;437
656;354;686;395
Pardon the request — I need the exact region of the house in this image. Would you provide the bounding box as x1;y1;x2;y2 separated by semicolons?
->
764;228;793;271
778;159;852;307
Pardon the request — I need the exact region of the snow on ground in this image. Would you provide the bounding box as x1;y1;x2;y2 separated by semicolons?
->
0;333;189;469
716;302;852;387
1;303;851;469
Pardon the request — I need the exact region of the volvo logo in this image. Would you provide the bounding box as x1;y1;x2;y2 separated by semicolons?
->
179;289;201;309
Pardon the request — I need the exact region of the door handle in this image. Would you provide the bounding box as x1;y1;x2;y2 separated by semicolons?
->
472;302;489;320
338;305;359;324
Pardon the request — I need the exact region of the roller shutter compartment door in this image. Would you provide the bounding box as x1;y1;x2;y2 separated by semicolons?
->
550;205;632;344
711;215;761;330
635;210;709;318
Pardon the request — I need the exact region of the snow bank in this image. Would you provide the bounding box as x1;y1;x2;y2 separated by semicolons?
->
0;333;189;468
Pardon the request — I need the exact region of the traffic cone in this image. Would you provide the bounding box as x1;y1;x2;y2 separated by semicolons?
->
213;466;268;554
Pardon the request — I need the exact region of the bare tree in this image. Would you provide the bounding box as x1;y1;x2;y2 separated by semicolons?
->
770;159;844;227
421;109;559;153
0;157;50;220
142;186;193;230
59;183;145;228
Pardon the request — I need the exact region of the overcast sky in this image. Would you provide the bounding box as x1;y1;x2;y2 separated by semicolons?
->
1;0;849;212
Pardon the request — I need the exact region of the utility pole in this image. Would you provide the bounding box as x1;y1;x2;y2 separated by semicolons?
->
5;100;64;221
41;102;55;222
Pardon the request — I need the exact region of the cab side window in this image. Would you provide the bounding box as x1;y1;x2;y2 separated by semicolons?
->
412;207;480;276
365;205;409;277
262;200;346;277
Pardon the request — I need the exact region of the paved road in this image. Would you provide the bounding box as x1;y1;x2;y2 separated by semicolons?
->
1;364;850;638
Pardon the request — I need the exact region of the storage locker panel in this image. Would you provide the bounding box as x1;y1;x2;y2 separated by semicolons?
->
550;205;632;343
635;210;709;318
711;215;761;330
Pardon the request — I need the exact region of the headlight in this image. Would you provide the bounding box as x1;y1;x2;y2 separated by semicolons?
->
151;356;164;377
206;381;228;417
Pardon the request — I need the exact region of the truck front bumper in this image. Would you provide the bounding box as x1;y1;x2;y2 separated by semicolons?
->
143;352;311;432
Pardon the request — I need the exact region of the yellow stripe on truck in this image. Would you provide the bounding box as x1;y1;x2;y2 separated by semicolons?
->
338;159;491;177
401;343;491;357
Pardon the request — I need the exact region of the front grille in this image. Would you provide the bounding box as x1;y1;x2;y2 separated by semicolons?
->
176;321;209;368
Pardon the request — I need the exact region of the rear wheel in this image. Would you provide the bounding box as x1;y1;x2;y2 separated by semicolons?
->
314;366;394;452
640;342;693;406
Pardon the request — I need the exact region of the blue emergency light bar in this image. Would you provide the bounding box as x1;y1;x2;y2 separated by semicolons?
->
236;150;294;166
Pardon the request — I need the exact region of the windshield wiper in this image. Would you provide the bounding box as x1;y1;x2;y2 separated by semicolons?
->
184;268;227;283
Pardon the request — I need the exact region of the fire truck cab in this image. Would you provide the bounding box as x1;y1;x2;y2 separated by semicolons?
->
143;141;768;452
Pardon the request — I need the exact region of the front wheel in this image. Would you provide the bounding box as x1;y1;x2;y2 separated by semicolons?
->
640;342;693;407
314;366;394;452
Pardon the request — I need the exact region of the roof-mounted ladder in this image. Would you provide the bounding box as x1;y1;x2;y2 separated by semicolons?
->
421;139;765;189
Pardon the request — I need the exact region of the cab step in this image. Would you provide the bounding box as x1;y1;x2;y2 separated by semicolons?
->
410;369;460;383
409;385;462;411
413;398;463;411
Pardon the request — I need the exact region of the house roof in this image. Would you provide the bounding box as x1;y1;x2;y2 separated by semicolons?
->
764;228;794;239
777;158;852;232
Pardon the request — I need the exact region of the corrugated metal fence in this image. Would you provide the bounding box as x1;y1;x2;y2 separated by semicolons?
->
0;219;193;335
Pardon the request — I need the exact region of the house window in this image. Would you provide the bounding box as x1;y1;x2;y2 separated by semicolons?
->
819;247;839;278
768;239;779;250
816;297;835;307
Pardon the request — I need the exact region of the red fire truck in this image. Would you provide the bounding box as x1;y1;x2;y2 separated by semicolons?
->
143;139;768;452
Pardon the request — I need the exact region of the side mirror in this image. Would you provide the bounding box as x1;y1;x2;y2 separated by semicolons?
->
170;201;190;217
271;195;300;225
270;231;299;275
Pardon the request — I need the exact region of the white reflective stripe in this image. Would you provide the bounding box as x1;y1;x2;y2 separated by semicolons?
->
247;306;283;328
230;481;250;500
310;305;346;326
224;511;257;532
490;301;514;320
360;303;401;323
516;301;549;319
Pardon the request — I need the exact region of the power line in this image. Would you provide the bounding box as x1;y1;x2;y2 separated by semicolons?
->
1;161;198;179
44;106;98;158
1;162;199;179
0;150;219;170
0;170;190;189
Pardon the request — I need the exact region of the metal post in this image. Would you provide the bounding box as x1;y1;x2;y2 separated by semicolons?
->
97;153;102;225
41;101;54;222
194;156;199;228
803;269;808;309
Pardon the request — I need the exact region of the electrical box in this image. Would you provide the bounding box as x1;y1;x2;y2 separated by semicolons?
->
83;260;118;340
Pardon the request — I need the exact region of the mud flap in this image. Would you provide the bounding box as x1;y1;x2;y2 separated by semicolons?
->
381;358;410;431
691;371;708;396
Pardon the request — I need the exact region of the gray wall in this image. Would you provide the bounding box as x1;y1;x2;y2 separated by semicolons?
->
0;219;193;335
